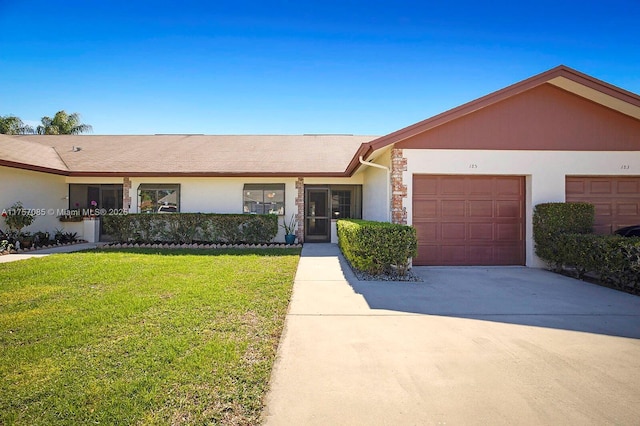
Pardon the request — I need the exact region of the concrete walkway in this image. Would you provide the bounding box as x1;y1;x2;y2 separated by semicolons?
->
263;243;640;425
0;243;100;263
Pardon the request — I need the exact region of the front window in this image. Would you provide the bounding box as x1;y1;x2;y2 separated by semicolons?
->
243;184;285;215
138;184;180;213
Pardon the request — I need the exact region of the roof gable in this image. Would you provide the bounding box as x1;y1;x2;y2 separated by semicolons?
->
350;65;640;166
395;83;640;151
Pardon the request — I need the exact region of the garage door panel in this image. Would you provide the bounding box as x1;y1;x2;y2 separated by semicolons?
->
415;221;437;240
566;177;640;236
417;244;439;264
414;177;438;195
496;223;521;241
413;175;525;266
468;223;493;240
467;245;494;264
618;203;639;216
618;181;639;193
441;177;466;195
593;203;612;216
468;178;494;195
496;177;523;196
414;200;438;217
566;180;585;194
441;245;467;263
590;180;613;193
496;200;521;218
494;246;522;264
442;223;465;240
468;200;493;217
442;200;465;217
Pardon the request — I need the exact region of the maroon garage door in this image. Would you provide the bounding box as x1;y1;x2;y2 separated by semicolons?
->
413;175;525;266
566;177;640;235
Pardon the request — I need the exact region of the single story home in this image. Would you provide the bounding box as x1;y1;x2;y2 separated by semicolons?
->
1;65;639;267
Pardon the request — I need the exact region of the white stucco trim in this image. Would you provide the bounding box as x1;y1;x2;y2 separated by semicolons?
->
403;149;640;267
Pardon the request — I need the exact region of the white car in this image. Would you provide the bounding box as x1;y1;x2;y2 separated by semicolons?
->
157;205;177;213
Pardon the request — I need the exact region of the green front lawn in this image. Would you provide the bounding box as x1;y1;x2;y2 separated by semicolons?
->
0;248;300;425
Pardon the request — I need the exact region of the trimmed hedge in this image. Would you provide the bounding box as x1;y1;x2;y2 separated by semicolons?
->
533;202;594;270
533;202;640;294
337;219;417;276
557;233;640;293
103;213;278;244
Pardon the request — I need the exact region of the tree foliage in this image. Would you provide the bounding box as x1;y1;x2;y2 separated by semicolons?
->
0;115;34;134
36;110;92;135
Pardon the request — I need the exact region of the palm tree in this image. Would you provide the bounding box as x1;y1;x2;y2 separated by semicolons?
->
36;111;92;135
0;115;34;134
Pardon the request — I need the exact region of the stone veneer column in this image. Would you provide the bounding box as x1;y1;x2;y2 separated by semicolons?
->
391;148;408;224
123;177;132;211
295;178;304;242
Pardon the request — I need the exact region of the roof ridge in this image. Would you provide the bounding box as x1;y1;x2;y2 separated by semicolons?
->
51;146;71;171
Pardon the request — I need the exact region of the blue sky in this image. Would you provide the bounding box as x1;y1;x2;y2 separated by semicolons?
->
1;0;639;135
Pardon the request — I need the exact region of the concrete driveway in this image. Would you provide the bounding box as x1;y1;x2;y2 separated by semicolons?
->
263;244;640;425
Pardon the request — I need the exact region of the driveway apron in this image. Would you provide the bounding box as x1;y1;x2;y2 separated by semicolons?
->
263;243;640;425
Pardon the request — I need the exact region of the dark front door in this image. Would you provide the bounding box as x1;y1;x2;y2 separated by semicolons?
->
69;184;123;241
305;188;330;242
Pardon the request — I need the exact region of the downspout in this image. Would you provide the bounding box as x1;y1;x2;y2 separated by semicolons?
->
359;156;391;222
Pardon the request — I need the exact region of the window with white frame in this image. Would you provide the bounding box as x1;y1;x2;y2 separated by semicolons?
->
138;184;180;213
243;184;285;215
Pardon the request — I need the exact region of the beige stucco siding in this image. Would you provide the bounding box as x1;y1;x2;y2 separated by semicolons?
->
0;166;68;235
127;177;299;242
362;149;391;222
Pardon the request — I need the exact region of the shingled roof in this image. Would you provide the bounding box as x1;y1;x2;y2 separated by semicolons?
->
0;134;376;177
0;136;69;174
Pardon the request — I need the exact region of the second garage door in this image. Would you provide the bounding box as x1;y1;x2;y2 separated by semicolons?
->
413;175;525;266
566;176;640;235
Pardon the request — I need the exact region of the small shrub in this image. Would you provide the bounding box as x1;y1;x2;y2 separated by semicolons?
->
533;202;594;270
54;229;78;244
337;219;417;276
0;240;13;252
33;231;51;247
2;201;36;233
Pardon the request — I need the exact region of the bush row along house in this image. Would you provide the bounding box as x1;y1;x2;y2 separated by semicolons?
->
1;65;639;267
